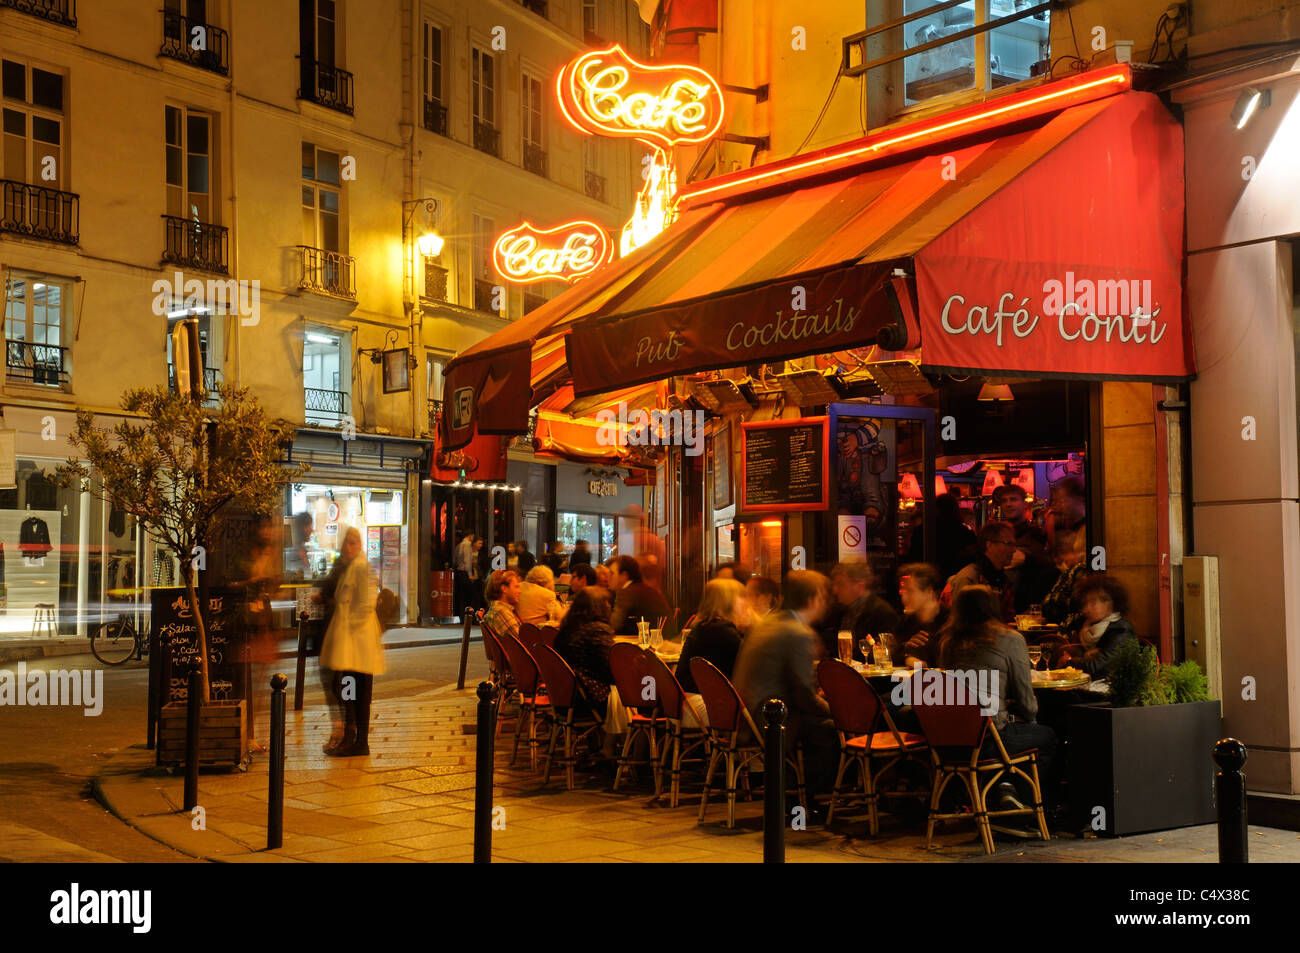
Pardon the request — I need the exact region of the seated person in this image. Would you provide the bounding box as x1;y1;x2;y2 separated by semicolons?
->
677;579;751;726
1059;573;1139;676
517;564;563;626
894;562;949;667
609;554;670;636
553;587;616;712
567;563;597;601
745;575;781;618
943;522;1017;623
819;560;900;661
935;586;1057;811
712;561;750;584
481;569;521;641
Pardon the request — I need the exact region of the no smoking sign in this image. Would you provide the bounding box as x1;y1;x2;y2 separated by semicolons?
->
842;524;862;548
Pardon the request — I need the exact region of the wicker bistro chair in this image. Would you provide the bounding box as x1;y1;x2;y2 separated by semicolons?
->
498;634;553;771
533;644;605;790
480;622;516;738
609;644;668;795
911;672;1051;854
816;659;929;833
644;651;707;807
690;658;808;829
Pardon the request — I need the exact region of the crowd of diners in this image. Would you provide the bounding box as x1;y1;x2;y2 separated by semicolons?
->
476;503;1142;822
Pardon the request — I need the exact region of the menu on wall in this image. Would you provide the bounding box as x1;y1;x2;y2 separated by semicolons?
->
740;417;829;513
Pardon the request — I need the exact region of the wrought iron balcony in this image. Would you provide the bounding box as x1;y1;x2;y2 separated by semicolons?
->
162;215;228;274
161;12;229;75
299;60;354;116
1;0;75;27
6;340;68;387
305;387;349;424
473;278;498;315
296;246;356;299
424;262;449;301
423;98;448;137
428;398;443;432
168;364;222;395
584;170;607;203
520;0;547;17
473;119;500;158
523;143;548;177
1;179;79;245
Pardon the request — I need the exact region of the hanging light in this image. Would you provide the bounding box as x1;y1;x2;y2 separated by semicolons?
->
934;474;948;496
898;473;923;500
981;469;1005;497
977;383;1015;401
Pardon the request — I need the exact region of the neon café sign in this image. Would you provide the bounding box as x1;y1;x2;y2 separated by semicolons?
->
493;47;725;284
492;221;613;284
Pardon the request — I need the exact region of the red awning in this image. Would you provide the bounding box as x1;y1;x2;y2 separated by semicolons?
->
565;88;1191;395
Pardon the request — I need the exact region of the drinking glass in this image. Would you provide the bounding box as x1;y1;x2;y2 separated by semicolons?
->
650;628;663;650
877;633;895;668
837;631;853;663
1028;646;1042;669
859;640;870;665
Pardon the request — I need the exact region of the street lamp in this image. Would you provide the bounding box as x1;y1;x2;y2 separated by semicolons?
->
403;197;443;258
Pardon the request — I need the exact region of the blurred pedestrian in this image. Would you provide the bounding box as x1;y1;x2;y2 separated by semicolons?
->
238;516;282;754
319;527;386;757
569;539;592;570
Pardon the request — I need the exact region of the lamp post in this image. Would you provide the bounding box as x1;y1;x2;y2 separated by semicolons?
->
402;197;443;300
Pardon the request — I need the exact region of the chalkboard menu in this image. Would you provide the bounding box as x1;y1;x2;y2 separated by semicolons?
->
741;417;829;513
151;586;246;709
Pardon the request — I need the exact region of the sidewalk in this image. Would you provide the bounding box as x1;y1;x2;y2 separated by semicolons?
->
94;679;1300;863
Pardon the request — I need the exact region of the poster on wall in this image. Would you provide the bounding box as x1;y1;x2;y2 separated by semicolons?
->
711;424;732;511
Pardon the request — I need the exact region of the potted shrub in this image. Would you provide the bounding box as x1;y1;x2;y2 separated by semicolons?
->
1066;642;1221;836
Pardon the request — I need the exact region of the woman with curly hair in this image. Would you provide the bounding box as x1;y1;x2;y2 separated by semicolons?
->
1059;573;1139;677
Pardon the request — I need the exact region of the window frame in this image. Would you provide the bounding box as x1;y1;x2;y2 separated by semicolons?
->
521;71;544;152
423;20;444;105
1;58;66;189
472;46;496;128
3;272;71;388
301;142;343;253
165;104;215;224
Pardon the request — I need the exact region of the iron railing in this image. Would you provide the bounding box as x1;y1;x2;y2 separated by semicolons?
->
424;262;449;301
523;143;548;177
6;340;68;386
1;180;79;245
584;170;607;203
473;278;498;314
305;387;349;424
299;61;355;115
473;119;500;158
168;364;222;394
423;98;449;136
162;215;229;273
428;398;443;432
297;246;356;299
0;0;75;27
161;12;229;75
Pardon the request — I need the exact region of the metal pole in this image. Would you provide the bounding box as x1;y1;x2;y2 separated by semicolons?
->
762;697;787;864
183;659;202;811
456;606;473;691
267;674;287;850
1213;738;1248;864
294;611;308;712
474;679;499;863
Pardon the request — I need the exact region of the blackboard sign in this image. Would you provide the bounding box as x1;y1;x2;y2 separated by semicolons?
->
151;586;246;710
741;417;829;513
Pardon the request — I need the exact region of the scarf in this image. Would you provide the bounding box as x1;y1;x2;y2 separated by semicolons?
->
1083;612;1121;648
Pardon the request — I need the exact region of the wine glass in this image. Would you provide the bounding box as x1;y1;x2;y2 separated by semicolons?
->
1027;646;1042;669
858;640;870;666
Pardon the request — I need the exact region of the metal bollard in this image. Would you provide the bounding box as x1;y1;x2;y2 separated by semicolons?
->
456;606;474;691
268;674;288;850
762;698;788;864
474;679;499;863
294;611;309;712
183;659;202;811
1213;738;1248;864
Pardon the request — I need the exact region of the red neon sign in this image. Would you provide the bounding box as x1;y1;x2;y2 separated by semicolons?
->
493;221;613;284
678;64;1132;207
557;45;724;149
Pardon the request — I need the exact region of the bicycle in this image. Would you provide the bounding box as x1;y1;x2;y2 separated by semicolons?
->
91;612;150;666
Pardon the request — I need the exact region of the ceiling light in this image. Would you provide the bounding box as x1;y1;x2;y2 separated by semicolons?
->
1230;87;1270;130
977;383;1015;401
307;333;336;345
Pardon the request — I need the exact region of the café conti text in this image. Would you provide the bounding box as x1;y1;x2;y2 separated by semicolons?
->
942;277;1162;347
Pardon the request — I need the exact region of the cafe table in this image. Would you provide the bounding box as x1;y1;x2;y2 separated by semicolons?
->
612;634;682;668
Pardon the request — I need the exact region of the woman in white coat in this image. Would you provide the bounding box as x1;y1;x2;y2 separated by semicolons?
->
319;527;386;757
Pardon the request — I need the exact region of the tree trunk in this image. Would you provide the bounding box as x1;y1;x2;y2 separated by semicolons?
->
183;563;211;703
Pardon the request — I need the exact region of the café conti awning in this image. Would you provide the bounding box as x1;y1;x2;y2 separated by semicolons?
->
442;65;1192;449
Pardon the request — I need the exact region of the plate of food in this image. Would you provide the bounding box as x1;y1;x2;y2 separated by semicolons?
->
1032;666;1089;687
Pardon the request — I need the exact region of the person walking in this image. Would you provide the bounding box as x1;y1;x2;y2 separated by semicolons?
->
319;527;386;757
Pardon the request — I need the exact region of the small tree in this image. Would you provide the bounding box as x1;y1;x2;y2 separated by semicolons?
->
59;384;306;702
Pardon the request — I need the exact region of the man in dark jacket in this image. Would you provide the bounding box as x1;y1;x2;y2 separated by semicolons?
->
733;570;838;810
819;560;900;662
609;555;669;635
514;541;537;574
943;521;1017;622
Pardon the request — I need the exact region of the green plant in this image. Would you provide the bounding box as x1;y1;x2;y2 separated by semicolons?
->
1106;639;1167;708
1158;659;1210;704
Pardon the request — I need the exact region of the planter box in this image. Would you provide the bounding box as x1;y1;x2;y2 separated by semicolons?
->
157;700;247;768
1067;699;1221;836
